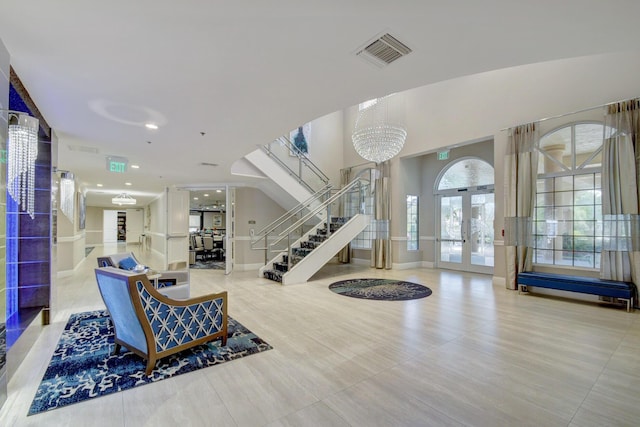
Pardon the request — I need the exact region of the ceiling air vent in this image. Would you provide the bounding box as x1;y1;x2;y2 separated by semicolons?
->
200;162;218;167
356;33;412;68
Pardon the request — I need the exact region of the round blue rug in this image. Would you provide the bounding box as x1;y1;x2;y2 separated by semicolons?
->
329;278;432;301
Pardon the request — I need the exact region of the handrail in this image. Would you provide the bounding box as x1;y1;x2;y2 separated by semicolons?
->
262;143;315;193
270;177;367;248
278;136;330;185
251;184;333;247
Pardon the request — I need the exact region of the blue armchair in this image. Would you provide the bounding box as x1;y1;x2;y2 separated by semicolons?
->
94;267;228;375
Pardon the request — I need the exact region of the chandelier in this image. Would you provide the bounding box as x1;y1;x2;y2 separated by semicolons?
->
352;95;407;163
6;112;39;219
112;193;137;205
59;171;75;220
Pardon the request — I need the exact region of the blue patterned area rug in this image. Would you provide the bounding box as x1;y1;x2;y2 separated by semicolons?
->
329;278;432;301
28;310;272;415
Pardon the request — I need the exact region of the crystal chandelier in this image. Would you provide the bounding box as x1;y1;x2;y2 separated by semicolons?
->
7;112;39;219
112;193;137;205
352;94;407;163
59;171;75;220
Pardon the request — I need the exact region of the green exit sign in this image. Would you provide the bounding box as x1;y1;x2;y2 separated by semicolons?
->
106;156;128;173
438;150;449;160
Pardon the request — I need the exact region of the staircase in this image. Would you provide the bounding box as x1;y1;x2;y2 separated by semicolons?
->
239;134;372;285
261;214;369;285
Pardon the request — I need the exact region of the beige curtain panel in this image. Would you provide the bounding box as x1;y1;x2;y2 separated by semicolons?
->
504;123;539;290
601;99;640;284
372;161;392;269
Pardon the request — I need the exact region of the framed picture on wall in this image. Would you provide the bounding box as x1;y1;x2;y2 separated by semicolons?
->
213;214;222;227
78;193;86;230
289;123;310;156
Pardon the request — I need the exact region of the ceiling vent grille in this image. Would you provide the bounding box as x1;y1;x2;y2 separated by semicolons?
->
356;33;412;68
200;162;218;167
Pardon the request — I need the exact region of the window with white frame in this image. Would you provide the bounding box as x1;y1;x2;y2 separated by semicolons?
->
532;122;604;269
407;195;418;250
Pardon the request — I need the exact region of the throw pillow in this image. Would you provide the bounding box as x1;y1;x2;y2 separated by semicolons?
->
118;257;138;271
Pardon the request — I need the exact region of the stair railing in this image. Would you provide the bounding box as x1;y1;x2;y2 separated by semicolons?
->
262;136;330;194
251;184;333;264
269;177;370;271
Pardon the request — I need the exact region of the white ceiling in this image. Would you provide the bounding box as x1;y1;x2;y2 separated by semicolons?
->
1;1;639;208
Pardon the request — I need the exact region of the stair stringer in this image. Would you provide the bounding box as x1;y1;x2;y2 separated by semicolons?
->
281;214;370;285
243;149;318;206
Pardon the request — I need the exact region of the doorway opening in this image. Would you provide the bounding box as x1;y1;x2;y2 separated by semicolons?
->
436;157;495;274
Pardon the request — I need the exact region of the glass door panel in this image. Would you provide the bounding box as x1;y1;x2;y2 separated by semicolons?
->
439;195;463;265
438;191;494;274
470;193;494;269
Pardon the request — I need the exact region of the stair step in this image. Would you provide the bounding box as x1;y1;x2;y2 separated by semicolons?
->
300;241;321;249
263;269;283;282
292;247;313;257
273;262;288;272
331;216;349;225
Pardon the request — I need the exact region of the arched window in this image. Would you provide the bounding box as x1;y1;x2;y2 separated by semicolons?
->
437;158;494;192
533;122;603;268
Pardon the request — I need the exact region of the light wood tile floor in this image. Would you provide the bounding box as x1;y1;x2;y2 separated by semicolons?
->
1;244;639;426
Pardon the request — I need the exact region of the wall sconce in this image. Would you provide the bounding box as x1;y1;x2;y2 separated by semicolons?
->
59;171;75;220
5;111;39;219
112;193;136;206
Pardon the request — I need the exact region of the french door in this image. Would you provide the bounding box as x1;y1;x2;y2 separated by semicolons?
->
438;191;494;274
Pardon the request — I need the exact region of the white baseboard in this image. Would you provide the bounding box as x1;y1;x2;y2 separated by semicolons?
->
233;263;264;272
492;276;506;288
392;261;423;270
351;257;370;266
422;261;435;268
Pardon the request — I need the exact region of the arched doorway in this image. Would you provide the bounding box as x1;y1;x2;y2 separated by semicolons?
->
435;157;495;274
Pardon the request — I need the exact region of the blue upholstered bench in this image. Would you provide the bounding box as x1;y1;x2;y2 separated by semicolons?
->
517;272;636;312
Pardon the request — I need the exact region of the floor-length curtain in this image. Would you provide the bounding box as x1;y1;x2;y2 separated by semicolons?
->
601;99;640;284
338;168;352;263
372;161;391;269
504;123;539;289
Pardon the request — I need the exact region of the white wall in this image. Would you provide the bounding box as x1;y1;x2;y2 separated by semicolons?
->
85;206;103;245
307;111;344;187
56;185;86;275
234;186;287;269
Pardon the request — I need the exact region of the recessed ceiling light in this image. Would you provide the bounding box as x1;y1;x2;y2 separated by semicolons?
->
193;197;199;200
216;189;222;193
131;164;140;169
204;194;209;197
97;183;103;187
145;123;158;130
125;182;132;186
